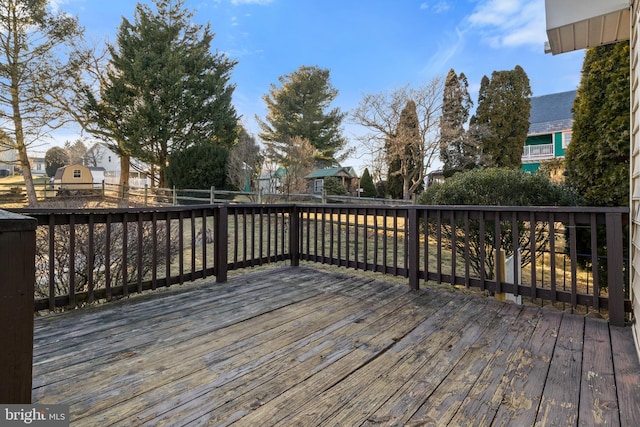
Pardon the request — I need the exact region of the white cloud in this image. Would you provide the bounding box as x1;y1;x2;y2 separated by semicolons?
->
422;27;465;75
420;1;451;14
466;0;546;49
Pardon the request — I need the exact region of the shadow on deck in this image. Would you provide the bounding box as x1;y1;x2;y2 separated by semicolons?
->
32;266;640;426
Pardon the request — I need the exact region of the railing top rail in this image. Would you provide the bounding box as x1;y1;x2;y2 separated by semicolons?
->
9;203;630;215
298;204;630;214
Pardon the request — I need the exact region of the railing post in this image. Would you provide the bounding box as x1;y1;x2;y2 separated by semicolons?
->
214;205;228;283
0;210;36;403
606;212;625;326
408;207;419;290
289;205;300;266
210;186;215;204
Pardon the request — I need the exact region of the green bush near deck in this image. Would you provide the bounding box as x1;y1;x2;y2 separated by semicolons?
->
417;168;577;280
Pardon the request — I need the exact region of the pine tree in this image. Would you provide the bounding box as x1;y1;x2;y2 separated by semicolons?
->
86;0;238;188
257;65;346;167
565;41;629;207
470;66;532;169
360;168;376;198
440;69;475;176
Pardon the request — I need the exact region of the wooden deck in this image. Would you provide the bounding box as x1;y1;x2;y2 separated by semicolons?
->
32;266;640;426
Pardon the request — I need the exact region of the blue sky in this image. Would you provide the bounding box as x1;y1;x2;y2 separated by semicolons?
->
54;0;585;173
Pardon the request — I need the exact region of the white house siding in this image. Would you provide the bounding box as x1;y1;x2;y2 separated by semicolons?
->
631;0;640;359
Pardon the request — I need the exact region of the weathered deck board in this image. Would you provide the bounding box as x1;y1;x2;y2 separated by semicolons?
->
31;266;640;426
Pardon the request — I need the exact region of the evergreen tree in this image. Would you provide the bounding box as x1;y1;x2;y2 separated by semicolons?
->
166;143;229;190
257;65;346;166
565;41;630;207
440;69;475;176
470;66;532;169
360;168;376;198
86;0;238;188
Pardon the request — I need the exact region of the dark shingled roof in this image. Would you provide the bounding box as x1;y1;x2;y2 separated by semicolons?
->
528;90;576;135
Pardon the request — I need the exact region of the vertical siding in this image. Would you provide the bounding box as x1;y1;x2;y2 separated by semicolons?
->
631;0;640;359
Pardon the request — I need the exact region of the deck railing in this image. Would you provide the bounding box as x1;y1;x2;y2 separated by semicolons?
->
9;203;630;326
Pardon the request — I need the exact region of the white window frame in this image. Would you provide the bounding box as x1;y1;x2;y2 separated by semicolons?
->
562;131;572;149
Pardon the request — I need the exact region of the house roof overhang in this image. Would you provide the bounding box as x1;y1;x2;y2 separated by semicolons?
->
545;0;630;55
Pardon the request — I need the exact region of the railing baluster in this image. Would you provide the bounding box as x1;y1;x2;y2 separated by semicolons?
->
529;211;537;300
178;211;184;284
69;214;76;307
106;214;112;298
511;211;518;296
450;210;456;285
259;208;264;266
48;214;55;311
201;210;207;279
569;212;578;309
494;211;502;295
151;212;157;290
590;213;600;310
479;211;486;291
138;213;144;291
408;207;419;290
549;213;557;304
122;213;128;297
374;208;379;271
392;210;398;276
464;211;470;287
436;210;442;283
423;209;429;281
88;214;95;302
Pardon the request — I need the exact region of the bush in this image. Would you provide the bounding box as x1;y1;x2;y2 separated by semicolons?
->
323;177;348;196
418;168;576;280
418;168;577;206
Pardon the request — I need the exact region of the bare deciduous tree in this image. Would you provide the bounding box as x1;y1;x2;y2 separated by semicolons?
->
0;0;84;206
351;78;444;199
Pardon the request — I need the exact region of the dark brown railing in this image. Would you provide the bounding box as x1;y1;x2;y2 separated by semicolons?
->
9;203;630;326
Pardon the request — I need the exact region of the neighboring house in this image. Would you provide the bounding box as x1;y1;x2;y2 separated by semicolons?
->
85;142;150;188
29;156;47;177
0;148;16;176
304;167;359;195
53;164;95;190
257;167;285;194
521;90;576;173
426;170;445;187
89;167;106;188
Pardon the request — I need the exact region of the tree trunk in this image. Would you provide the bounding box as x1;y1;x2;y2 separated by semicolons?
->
16;144;37;207
11;92;37;207
119;154;130;197
403;177;410;200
